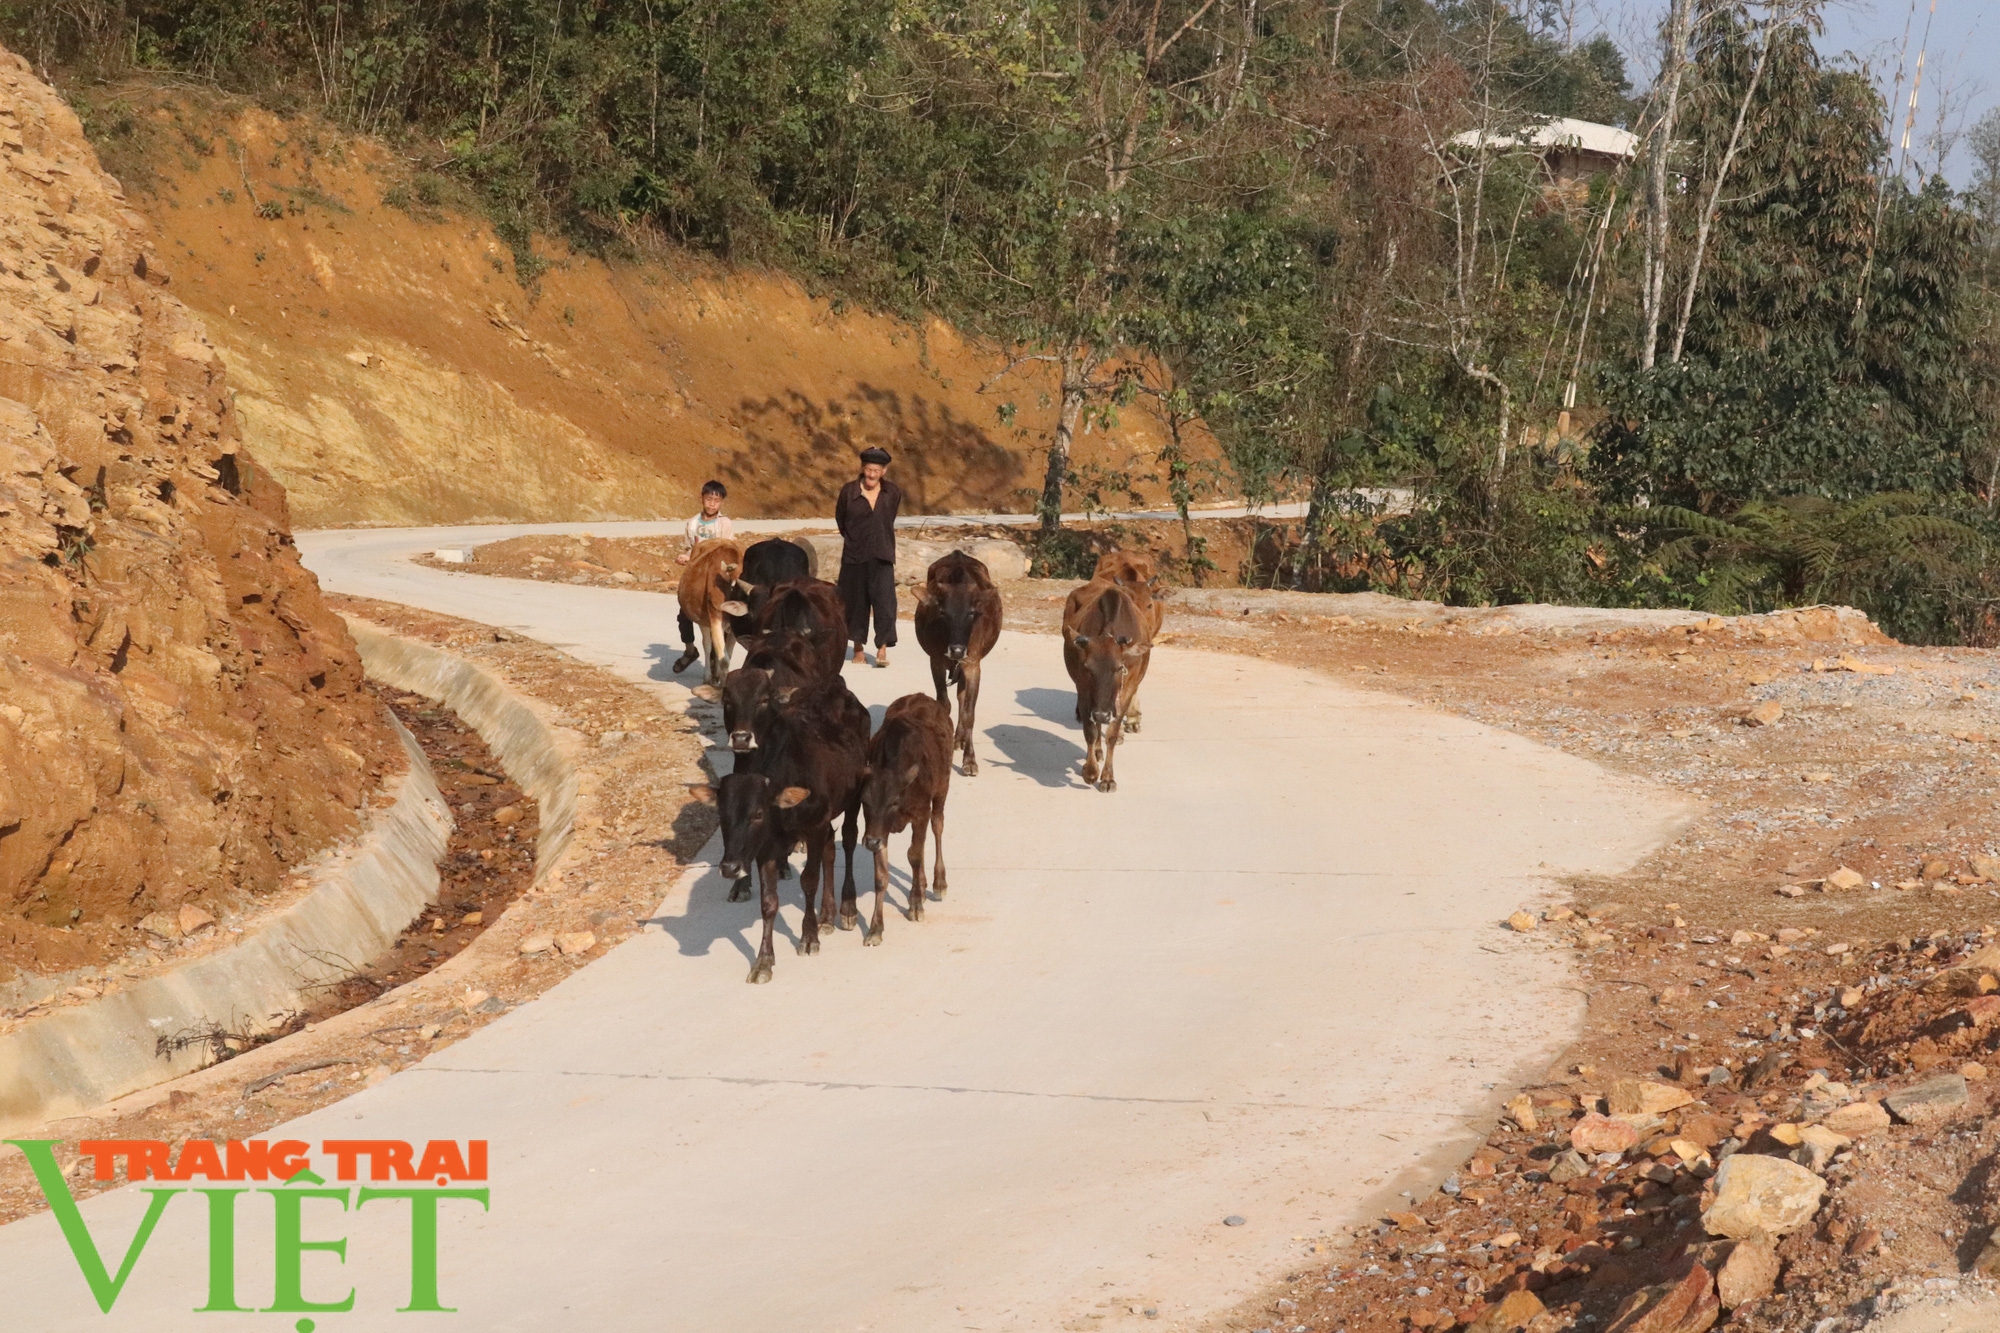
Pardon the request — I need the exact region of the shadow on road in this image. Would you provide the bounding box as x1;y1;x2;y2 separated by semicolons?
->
643;641;688;683
646;866;769;963
985;723;1085;788
1014;686;1077;725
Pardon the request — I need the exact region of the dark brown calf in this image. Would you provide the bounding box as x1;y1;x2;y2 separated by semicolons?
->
699;673;869;983
720;631;820;766
859;694;953;943
1061;579;1153;793
673;537;750;686
755;577;849;678
912;550;1002;775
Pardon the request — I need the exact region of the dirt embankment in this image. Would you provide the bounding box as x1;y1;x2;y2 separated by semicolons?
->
89;88;1185;528
0;48;394;984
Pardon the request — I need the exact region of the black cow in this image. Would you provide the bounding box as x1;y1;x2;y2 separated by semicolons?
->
756;577;848;677
701;674;870;983
728;538;814;640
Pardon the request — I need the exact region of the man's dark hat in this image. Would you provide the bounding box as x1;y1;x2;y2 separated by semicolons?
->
858;446;892;466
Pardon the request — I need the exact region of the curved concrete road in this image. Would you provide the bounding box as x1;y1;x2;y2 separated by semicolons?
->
0;521;1690;1331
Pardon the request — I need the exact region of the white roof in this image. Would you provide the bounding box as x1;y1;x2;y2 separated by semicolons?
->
1448;116;1638;159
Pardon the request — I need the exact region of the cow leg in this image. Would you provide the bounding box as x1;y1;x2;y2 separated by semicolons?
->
930;655;951;708
929;794;948;899
837;795;861;930
865;835;889;945
1096;717;1123;793
1079;715;1101;786
816;825;840;943
727;869;751;903
907;816;929;921
957;660;982;777
1123;698;1143;735
705;612;731;686
748;857;779;984
798;831;825;956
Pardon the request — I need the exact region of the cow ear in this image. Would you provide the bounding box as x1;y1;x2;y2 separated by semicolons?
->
721;600;749;616
775;786;812;808
686;783;717;805
776;686;798;704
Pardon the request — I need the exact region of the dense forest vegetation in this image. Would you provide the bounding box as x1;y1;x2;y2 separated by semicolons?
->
7;0;1999;641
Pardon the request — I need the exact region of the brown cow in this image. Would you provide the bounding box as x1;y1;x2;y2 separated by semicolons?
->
1089;549;1164;733
912;550;1003;776
755;577;849;678
672;537;750;686
859;694;953;942
1061;578;1153;793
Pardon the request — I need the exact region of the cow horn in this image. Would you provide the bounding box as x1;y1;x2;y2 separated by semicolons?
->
775;786;811;808
735;579;757;593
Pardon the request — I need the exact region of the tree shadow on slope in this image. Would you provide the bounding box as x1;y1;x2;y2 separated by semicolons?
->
719;385;1023;516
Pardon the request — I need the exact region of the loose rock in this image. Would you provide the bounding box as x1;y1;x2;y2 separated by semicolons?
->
1608;1078;1694;1116
1819;1100;1891;1136
1465;1289;1547;1333
1571;1113;1642;1154
1716;1234;1780;1308
1744;700;1783;727
1701;1154;1827;1239
1824;866;1865;891
517;933;555;956
554;931;597;956
1506;910;1537;933
1885;1074;1970;1125
1606;1263;1721;1333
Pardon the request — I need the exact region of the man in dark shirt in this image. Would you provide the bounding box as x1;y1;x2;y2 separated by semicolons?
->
835;446;904;667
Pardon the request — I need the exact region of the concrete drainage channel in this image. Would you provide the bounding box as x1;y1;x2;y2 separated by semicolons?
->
0;619;579;1137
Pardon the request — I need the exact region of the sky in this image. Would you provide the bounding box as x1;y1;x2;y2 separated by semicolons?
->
1598;0;1995;186
1818;0;1995;184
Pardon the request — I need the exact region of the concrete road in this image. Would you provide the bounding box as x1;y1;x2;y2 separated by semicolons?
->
0;523;1690;1331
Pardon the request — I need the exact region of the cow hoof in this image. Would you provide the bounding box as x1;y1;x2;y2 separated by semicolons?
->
727;880;751;903
1080;765;1098;785
962;758;979;777
1124;716;1141;734
747;961;773;984
797;937;821;956
863;928;883;947
1096;778;1117;793
930;885;948;900
838;910;858;931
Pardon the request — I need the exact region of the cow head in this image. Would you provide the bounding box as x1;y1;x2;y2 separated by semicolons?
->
923;579;984;663
1070;629;1133;726
859;759;924;850
720;666;776;753
702;774;807;879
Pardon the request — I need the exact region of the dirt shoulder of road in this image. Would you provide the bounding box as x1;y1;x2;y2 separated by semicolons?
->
449;532;2000;1332
0;598;715;1226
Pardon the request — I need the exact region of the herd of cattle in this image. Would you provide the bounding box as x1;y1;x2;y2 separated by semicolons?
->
676;535;1162;983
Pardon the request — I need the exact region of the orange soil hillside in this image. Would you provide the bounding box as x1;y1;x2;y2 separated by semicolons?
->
112;95;1179;528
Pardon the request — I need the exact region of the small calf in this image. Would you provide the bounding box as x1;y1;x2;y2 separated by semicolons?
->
859;694;954;943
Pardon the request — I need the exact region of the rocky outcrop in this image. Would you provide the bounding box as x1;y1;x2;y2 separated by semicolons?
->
0;48;393;983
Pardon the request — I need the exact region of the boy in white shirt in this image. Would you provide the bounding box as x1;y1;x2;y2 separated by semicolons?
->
672;481;735;673
677;480;734;562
